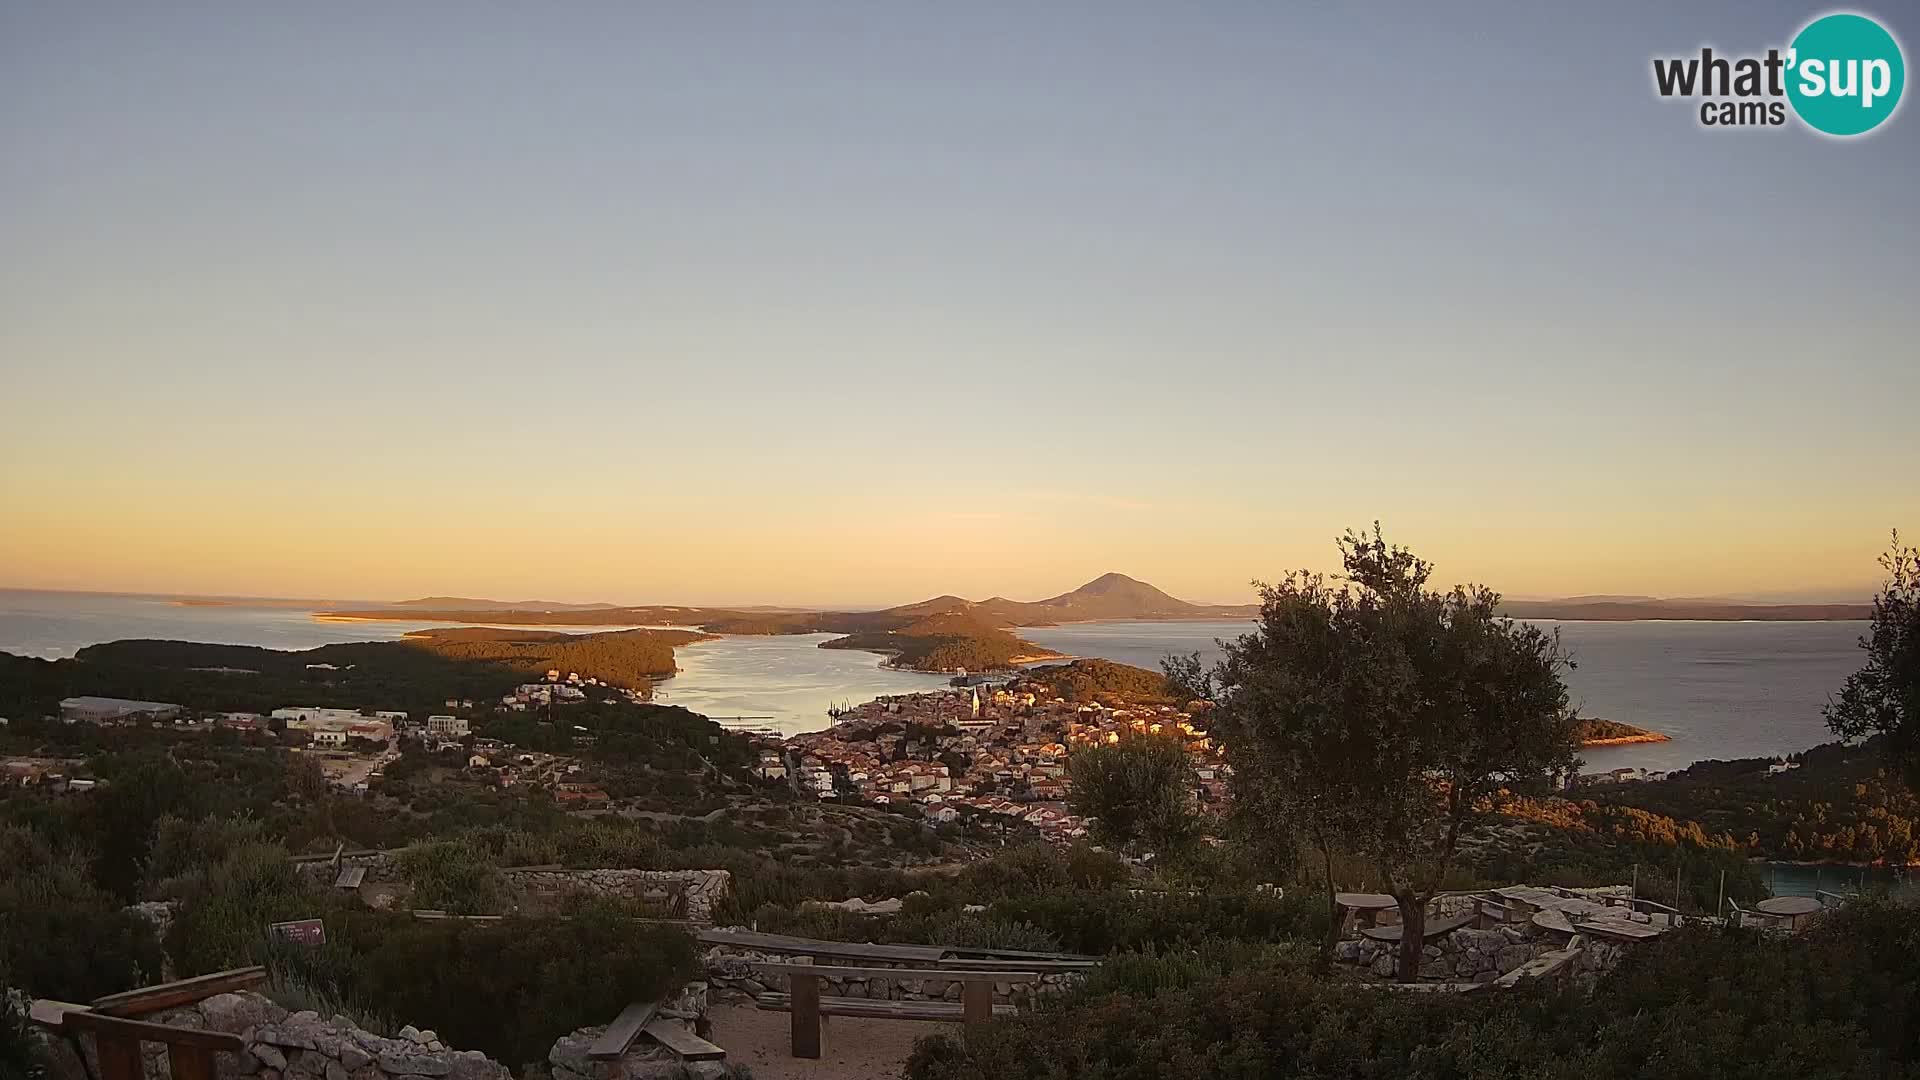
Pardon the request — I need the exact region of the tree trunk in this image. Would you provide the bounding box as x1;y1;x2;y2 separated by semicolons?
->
1394;893;1425;983
1318;842;1339;972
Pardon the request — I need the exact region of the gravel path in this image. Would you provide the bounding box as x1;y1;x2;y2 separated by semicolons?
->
705;1002;957;1080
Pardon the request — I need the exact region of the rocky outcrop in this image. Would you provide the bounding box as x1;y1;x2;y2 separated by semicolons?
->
43;992;508;1080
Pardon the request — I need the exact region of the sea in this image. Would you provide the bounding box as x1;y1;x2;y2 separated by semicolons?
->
1017;618;1868;775
0;590;1869;772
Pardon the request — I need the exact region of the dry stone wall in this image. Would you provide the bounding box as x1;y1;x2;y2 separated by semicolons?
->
1335;925;1545;982
297;853;731;923
508;869;730;923
42;992;508;1080
703;939;1080;1006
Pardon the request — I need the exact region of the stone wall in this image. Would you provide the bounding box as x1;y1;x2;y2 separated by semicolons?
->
1333;905;1644;985
703;941;1080;1006
1335;926;1546;982
507;869;730;924
296;854;731;923
41;992;508;1080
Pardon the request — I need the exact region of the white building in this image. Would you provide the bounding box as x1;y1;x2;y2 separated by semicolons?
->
310;730;349;749
427;715;469;737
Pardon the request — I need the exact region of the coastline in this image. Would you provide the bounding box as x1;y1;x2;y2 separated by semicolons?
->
1579;733;1673;748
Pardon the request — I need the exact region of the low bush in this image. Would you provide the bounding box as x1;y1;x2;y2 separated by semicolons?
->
906;901;1920;1080
889;911;1062;954
985;886;1324;954
0;984;46;1080
396;838;508;913
277;905;699;1070
0;826;164;1000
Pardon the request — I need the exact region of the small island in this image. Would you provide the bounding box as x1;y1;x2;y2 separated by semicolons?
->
820;611;1064;673
1575;717;1671;747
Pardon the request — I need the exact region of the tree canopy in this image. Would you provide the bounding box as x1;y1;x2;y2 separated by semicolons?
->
1825;531;1920;790
1185;526;1579;980
1066;735;1202;853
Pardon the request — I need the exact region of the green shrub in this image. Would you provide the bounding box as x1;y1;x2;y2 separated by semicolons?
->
277;906;699;1070
741;904;890;942
950;844;1129;900
0;826;164;1000
1060;939;1307;1001
162;838;313;975
0;984;47;1080
889;911;1062;954
905;901;1920;1080
397;838;507;913
986;886;1323;954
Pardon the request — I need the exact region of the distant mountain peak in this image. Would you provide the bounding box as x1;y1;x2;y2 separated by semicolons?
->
1073;572;1153;594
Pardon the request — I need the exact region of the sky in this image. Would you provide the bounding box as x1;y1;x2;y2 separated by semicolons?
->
2;2;1915;608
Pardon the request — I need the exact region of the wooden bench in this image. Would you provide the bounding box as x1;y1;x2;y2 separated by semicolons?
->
587;1000;726;1064
32;967;268;1080
753;963;1036;1059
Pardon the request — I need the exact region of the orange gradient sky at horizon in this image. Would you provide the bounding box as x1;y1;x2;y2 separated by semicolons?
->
4;5;1914;608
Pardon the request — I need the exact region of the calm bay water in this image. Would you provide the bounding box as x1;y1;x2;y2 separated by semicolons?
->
1017;618;1869;773
0;590;949;734
654;634;950;731
1;591;1870;765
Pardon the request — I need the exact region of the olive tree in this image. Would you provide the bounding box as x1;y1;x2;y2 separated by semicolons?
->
1184;527;1578;981
1066;735;1202;855
1825;531;1920;790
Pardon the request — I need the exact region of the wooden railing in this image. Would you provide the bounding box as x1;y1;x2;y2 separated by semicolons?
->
30;967;268;1080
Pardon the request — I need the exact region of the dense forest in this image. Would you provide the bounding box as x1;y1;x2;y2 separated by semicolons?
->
401;627;709;690
1590;739;1920;865
0;640;524;719
1016;659;1178;704
0;627;707;720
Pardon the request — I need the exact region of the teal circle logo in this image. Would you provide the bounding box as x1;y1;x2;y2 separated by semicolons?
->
1787;13;1905;136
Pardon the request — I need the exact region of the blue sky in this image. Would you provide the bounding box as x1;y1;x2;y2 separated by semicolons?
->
2;2;1914;605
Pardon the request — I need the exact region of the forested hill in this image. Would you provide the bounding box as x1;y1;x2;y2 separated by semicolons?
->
819;612;1062;673
0;627;708;717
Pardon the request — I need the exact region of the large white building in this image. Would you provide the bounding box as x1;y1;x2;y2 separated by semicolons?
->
271;707;393;745
61;697;183;724
427;715;470;737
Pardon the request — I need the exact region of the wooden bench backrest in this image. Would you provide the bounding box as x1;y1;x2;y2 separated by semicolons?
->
755;963;1039;982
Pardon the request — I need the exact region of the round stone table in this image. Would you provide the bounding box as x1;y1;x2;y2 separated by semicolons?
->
1334;892;1398;929
1754;895;1822;929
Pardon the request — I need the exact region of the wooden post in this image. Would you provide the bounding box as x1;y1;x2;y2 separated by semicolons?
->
93;1034;145;1080
170;1044;219;1080
1631;863;1638;904
1674;861;1683;924
1717;870;1726;920
961;979;994;1027
789;972;822;1060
